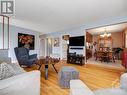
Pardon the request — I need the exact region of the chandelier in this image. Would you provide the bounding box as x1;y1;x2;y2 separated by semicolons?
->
100;28;111;37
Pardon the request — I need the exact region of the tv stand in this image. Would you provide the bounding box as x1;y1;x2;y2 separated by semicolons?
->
67;53;85;65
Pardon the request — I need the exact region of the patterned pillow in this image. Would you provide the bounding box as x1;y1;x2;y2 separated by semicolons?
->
9;63;25;75
0;62;16;80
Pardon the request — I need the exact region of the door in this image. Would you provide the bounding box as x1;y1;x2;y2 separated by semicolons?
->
39;39;45;57
46;38;52;56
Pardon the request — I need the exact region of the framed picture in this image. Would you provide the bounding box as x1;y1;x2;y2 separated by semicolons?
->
53;38;60;47
18;33;35;50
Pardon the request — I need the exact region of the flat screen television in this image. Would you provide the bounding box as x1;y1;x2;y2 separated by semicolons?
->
69;36;84;46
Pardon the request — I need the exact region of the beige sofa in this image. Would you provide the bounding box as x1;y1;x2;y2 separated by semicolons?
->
70;73;127;95
0;57;40;95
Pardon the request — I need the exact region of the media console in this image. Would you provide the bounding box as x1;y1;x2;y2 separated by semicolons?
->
67;53;85;65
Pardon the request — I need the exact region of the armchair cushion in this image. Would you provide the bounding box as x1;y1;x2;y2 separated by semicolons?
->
17;48;29;59
20;55;29;60
28;58;36;63
29;54;37;59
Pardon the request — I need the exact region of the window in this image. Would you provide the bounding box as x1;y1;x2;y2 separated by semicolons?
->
0;15;9;49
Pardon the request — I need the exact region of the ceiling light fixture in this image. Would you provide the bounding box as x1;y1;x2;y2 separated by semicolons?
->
100;28;111;37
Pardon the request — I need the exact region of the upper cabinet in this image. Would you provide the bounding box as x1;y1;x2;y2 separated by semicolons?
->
0;15;9;50
98;36;113;49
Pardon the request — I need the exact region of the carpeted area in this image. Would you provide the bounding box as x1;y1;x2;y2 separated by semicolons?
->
87;57;123;69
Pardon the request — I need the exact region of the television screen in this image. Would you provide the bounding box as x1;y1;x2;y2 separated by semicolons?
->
69;36;84;46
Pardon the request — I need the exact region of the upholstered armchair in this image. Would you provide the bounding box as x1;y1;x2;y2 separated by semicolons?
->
14;47;38;67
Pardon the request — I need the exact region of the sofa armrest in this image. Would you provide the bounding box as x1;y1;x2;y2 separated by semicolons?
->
0;70;40;95
120;73;127;91
70;80;95;95
0;57;11;64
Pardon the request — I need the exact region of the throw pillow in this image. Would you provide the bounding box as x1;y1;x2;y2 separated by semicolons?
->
9;63;25;75
0;62;16;80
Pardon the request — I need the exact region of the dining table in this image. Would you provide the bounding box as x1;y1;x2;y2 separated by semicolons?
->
96;51;115;63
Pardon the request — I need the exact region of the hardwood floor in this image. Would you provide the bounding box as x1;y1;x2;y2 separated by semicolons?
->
25;60;125;95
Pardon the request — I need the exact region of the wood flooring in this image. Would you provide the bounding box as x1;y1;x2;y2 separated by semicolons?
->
24;60;125;95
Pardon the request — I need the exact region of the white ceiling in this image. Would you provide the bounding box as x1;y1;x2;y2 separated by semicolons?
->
87;23;127;35
11;0;127;34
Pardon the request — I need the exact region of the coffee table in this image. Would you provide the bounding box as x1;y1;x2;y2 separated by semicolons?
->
38;56;60;80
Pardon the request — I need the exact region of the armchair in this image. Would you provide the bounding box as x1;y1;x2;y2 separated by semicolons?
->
14;47;38;67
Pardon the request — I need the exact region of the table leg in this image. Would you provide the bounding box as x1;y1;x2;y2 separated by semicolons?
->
38;59;42;70
38;65;42;70
52;64;58;73
45;65;48;80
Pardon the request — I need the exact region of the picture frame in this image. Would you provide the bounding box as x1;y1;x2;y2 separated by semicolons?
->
18;33;35;50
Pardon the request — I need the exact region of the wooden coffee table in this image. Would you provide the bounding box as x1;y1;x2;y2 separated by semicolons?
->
38;56;60;80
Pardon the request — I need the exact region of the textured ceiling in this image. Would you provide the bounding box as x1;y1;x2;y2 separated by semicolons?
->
87;23;127;35
11;0;127;33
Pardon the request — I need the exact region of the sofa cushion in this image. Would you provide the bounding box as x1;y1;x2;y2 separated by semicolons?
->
9;63;26;75
94;88;127;95
0;62;16;80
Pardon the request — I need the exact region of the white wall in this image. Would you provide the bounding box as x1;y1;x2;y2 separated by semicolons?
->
39;39;45;57
69;46;85;56
40;15;127;59
9;25;41;62
40;28;85;59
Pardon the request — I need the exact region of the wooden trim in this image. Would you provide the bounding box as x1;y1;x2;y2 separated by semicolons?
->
86;22;127;30
8;17;9;49
3;16;4;49
0;15;9;50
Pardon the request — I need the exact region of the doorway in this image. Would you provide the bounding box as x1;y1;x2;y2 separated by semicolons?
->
39;39;45;57
85;22;127;68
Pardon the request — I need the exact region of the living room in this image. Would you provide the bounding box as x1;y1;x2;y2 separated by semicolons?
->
0;0;127;95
